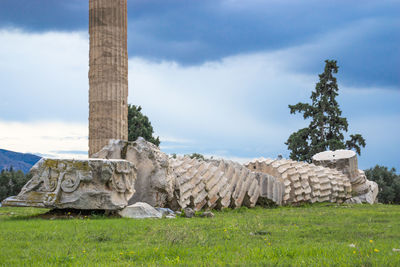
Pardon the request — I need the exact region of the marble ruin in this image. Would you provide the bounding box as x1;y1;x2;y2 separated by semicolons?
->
93;138;378;210
2;158;136;210
89;0;129;156
93;138;284;210
312;150;378;204
246;150;378;205
2;139;378;211
0;0;379;212
246;158;352;204
93;138;175;208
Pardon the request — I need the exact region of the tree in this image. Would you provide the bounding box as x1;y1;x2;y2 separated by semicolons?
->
286;60;366;162
128;104;160;146
365;165;400;204
0;168;31;201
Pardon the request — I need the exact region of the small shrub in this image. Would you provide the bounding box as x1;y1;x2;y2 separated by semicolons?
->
187;153;205;161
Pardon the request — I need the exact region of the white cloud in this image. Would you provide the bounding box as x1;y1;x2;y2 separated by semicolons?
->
128;52;313;151
0;29;88;121
0;120;88;159
0;28;398;170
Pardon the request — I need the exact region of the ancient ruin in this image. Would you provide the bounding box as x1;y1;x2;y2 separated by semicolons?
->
2;158;137;210
312;150;378;204
93;138;284;210
93;138;175;208
2;139;378;210
92;138;378;210
1;0;379;212
89;0;129;156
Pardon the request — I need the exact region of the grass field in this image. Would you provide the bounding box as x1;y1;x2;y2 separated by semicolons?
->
0;204;399;266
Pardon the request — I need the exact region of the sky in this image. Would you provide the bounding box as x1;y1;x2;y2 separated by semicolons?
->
0;0;399;171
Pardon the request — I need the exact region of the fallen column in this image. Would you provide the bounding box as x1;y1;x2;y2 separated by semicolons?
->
312;150;378;204
246;158;352;205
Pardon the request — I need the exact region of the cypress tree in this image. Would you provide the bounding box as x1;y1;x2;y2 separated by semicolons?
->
286;60;366;162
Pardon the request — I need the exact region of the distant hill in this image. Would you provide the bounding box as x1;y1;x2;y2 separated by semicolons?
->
0;149;41;173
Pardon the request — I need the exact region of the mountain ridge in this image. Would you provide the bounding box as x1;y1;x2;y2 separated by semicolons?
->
0;149;41;173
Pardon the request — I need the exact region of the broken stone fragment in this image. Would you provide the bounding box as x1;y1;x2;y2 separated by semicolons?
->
156;208;175;217
92;138;175;208
1;158;137;210
183;207;195;218
118;202;162;219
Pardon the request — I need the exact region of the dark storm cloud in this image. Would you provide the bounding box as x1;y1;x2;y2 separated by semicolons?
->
0;0;87;31
0;0;398;88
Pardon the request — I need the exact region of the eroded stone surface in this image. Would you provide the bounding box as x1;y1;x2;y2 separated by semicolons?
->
312;150;359;180
1;158;136;210
92;138;175;208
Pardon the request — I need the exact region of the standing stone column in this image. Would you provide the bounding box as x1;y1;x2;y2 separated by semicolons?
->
89;0;128;156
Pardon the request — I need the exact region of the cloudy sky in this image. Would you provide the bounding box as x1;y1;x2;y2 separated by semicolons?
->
0;0;399;171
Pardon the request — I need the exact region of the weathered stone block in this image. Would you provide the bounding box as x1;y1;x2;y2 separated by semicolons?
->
1;158;136;210
118;202;162;219
312;150;359;180
92;138;175;208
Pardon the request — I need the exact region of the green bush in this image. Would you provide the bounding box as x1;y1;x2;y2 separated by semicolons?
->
186;153;205;161
0;168;31;202
365;165;400;204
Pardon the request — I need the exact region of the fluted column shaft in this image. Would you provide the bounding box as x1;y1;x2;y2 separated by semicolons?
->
89;0;128;156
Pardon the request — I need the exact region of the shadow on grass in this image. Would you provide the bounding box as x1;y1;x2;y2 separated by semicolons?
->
2;208;120;221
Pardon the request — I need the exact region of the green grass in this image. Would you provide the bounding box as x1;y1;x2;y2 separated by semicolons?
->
0;204;400;266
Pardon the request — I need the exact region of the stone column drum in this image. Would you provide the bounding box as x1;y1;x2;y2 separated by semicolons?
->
89;0;128;156
312;150;359;180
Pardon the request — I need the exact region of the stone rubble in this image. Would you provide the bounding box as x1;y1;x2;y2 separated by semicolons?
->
183;207;195;218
